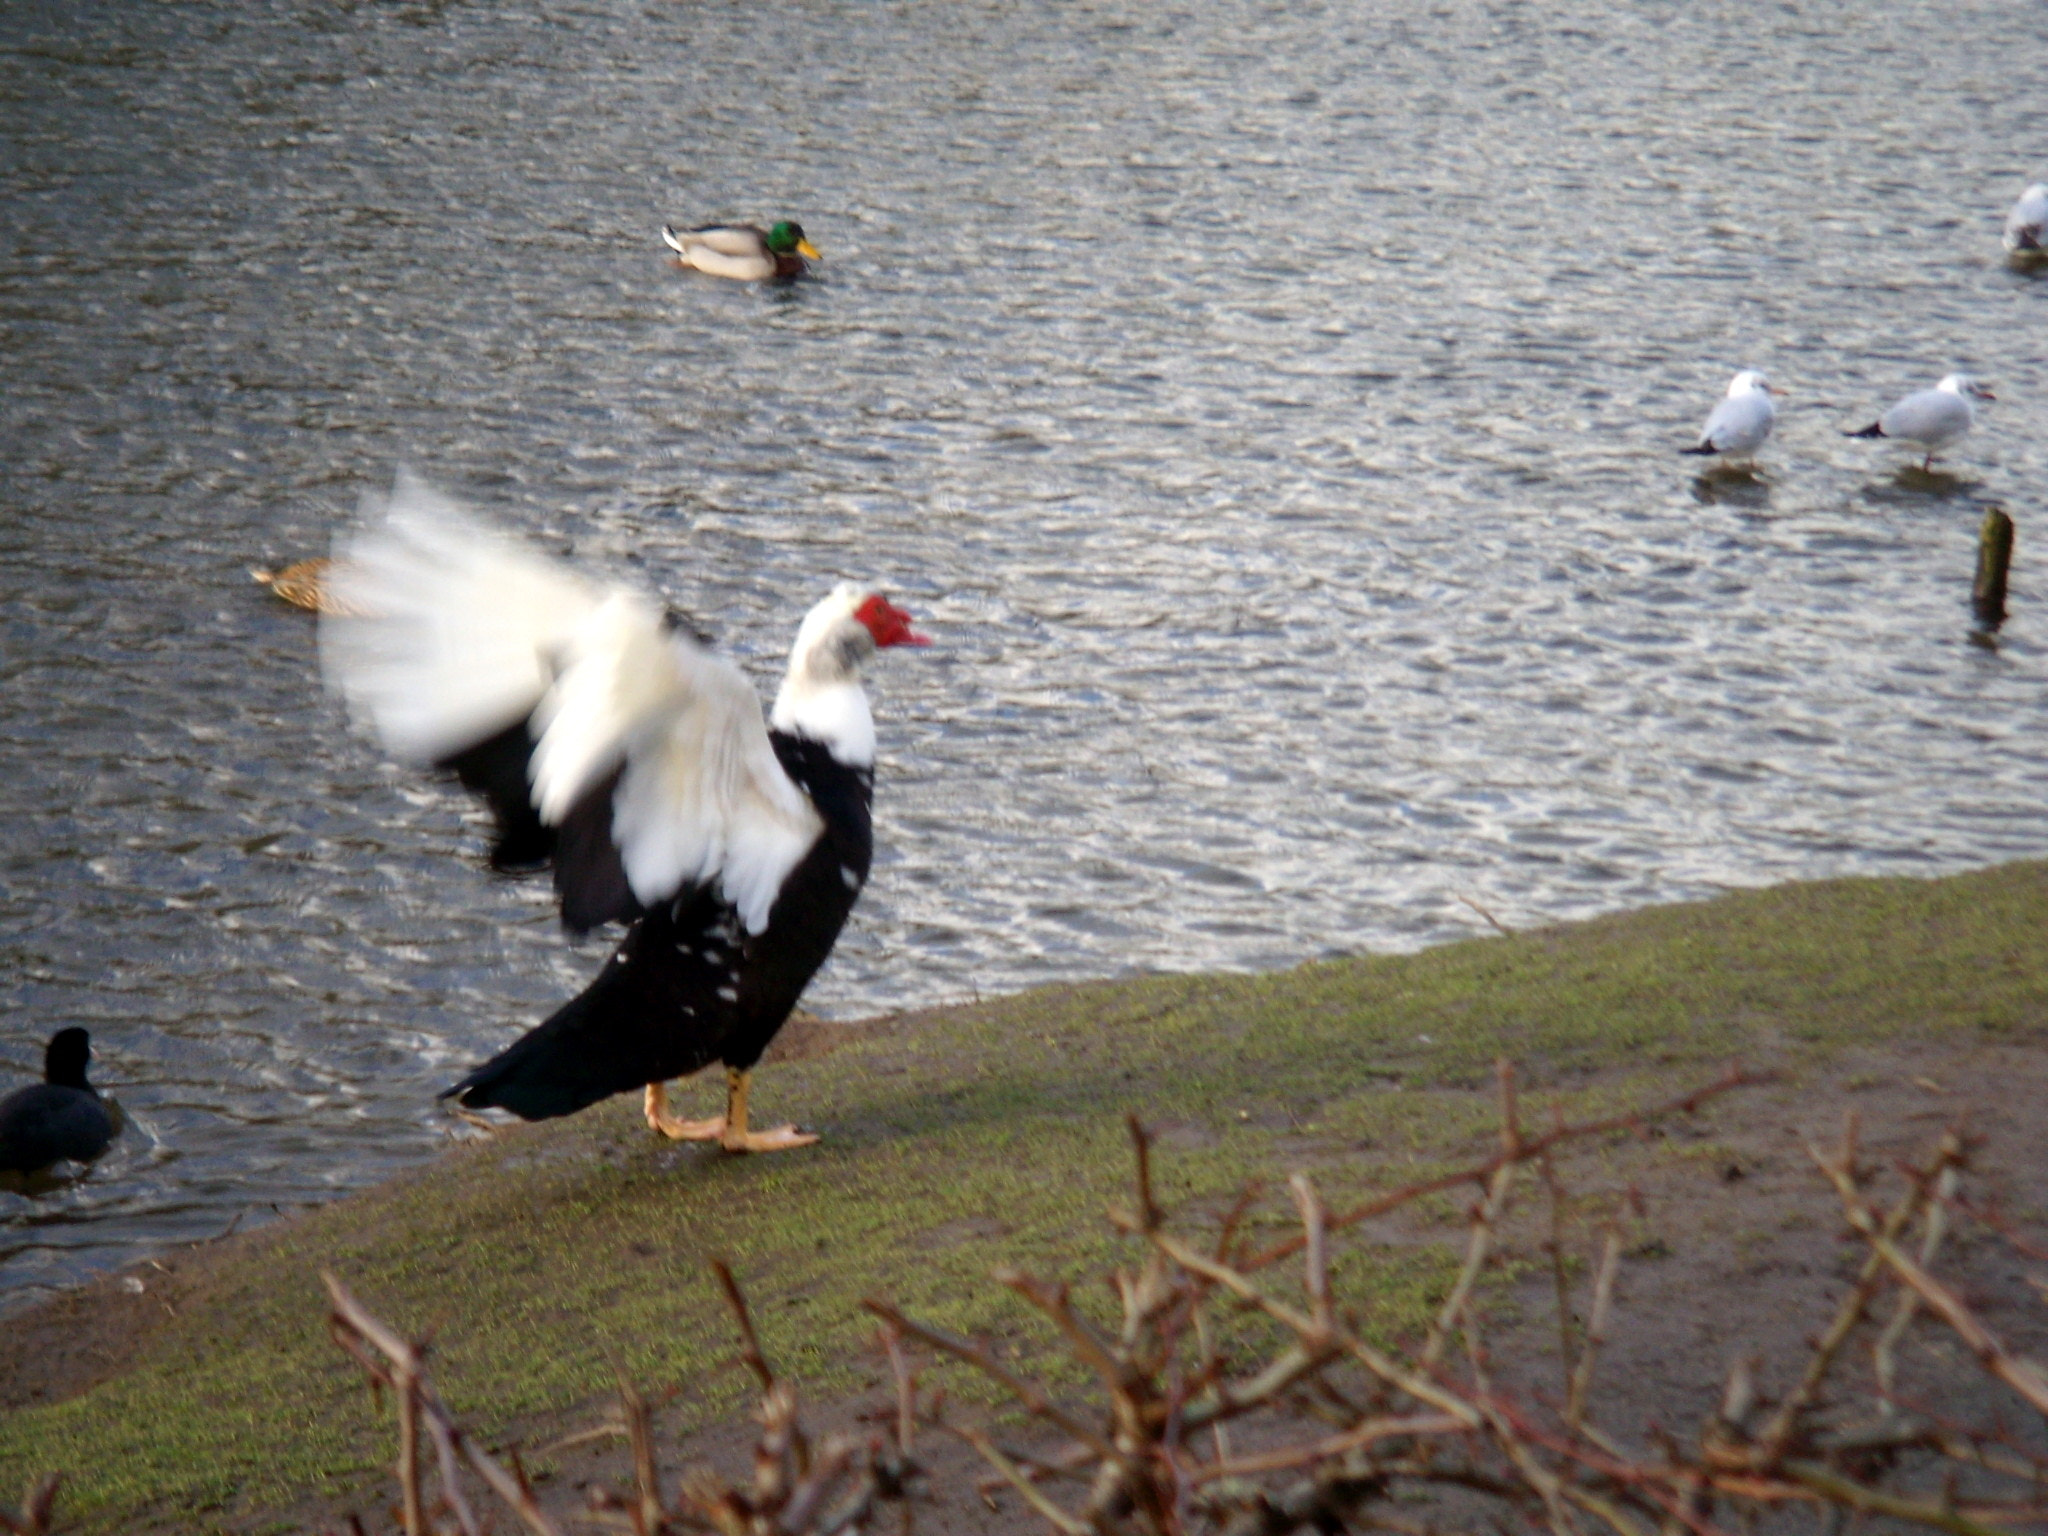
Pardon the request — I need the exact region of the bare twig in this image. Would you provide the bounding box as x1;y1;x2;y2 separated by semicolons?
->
954;1423;1092;1535
0;1475;61;1536
1565;1229;1623;1435
1456;893;1515;936
881;1323;917;1458
863;1066;2048;1536
1188;1413;1466;1481
861;1298;1128;1466
1779;1460;2018;1536
1752;1122;1964;1460
1128;1112;1163;1235
1822;1154;2048;1417
1875;1162;1963;1412
1541;1123;1577;1398
1419;1157;1516;1372
615;1367;663;1535
323;1272;566;1536
1240;1067;1768;1273
1151;1230;1482;1432
313;1066;2048;1536
712;1255;777;1392
1288;1174;1334;1337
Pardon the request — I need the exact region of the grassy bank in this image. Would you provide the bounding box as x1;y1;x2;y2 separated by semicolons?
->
4;862;2046;1530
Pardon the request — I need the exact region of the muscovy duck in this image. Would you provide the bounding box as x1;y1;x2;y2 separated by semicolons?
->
320;475;928;1152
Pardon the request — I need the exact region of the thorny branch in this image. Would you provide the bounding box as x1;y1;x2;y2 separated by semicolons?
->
0;1476;60;1536
867;1062;2048;1535
1238;1064;1769;1273
322;1267;919;1536
30;1058;2019;1536
325;1272;565;1536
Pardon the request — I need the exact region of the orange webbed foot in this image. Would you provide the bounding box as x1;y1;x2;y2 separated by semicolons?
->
645;1072;819;1154
644;1082;727;1142
719;1122;820;1154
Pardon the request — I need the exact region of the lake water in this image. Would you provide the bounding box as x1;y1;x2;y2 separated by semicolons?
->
4;0;2046;1310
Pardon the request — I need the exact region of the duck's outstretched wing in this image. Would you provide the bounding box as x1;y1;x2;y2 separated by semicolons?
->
321;473;603;761
320;475;822;933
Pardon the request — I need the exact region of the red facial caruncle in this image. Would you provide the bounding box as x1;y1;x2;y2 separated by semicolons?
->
854;593;931;648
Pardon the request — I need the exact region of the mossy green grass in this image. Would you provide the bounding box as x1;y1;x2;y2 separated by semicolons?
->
4;862;2045;1529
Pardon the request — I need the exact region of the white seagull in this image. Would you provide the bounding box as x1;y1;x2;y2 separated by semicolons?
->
1681;370;1776;462
320;474;930;1154
2004;183;2048;255
1846;374;1994;470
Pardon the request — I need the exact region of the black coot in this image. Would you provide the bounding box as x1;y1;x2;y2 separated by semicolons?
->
0;1028;116;1174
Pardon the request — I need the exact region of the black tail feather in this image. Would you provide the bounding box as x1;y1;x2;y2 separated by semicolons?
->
444;898;737;1121
1679;443;1717;456
1847;422;1886;439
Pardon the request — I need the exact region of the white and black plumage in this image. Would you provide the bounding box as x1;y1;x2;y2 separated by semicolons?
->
2004;183;2048;255
1681;370;1776;461
319;475;928;1153
1846;373;1995;470
0;1028;116;1174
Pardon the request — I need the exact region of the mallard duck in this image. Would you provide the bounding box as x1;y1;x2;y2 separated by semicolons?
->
661;221;821;282
252;557;374;616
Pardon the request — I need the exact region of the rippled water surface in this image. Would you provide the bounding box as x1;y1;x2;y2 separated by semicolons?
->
4;0;2047;1307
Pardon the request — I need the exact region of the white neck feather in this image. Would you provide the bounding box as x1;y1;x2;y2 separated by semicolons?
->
770;676;876;766
768;584;882;766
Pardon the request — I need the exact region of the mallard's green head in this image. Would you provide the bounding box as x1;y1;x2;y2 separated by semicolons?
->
767;221;822;260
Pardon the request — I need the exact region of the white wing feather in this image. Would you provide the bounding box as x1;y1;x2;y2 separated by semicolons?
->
1698;390;1773;454
320;472;604;762
323;476;823;933
1881;389;1971;447
662;225;775;280
2005;185;2048;251
526;591;681;823
681;226;768;258
531;605;823;931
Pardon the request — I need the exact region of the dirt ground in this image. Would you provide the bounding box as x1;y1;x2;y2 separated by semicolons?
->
9;1027;2048;1534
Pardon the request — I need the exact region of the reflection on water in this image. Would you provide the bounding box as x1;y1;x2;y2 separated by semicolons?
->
3;0;2047;1309
1687;467;1771;510
1864;467;1983;505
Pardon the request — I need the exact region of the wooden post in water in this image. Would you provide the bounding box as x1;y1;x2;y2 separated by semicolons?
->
1973;507;2014;632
